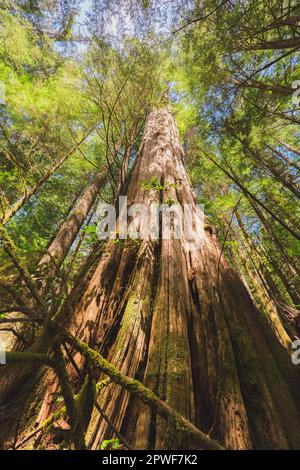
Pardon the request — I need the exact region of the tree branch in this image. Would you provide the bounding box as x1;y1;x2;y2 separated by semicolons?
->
62;332;225;451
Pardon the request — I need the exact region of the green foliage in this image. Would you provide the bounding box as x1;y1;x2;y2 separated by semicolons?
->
141;176;164;191
141;177;181;191
100;438;123;450
82;224;98;244
165;197;176;207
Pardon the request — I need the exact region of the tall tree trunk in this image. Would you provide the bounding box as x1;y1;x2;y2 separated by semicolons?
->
226;215;292;346
234;209;300;309
1;108;300;450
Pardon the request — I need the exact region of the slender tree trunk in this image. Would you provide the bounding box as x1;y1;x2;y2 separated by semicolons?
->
242;37;300;50
39;171;106;271
232;136;300;199
42;184;87;252
245;197;300;276
200;145;300;240
227;216;292;347
278;142;300;158
270;145;300;172
258;242;300;307
2;108;300;450
230;78;293;96
233;210;299;322
263;160;300;199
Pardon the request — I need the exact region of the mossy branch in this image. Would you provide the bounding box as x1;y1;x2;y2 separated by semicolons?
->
63;333;225;451
5;351;51;365
8;319;224;450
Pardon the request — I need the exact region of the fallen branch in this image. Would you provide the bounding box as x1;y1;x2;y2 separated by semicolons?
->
14;378;110;450
64;333;225;451
8;321;225;450
0;306;34;317
6;351;51;365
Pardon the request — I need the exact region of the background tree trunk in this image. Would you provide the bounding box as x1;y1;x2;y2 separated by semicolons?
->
39;171;106;271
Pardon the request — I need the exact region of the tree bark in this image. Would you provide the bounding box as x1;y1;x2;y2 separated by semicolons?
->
241;37;300;51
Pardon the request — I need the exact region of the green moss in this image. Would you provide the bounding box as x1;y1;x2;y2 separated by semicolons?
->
40;378;110;434
74;375;96;431
6;351;49;364
114;294;143;352
96;377;111;393
146;319;187;381
42;407;66;430
144;304;190;433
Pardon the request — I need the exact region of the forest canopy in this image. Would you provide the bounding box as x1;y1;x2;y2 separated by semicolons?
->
0;0;300;453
